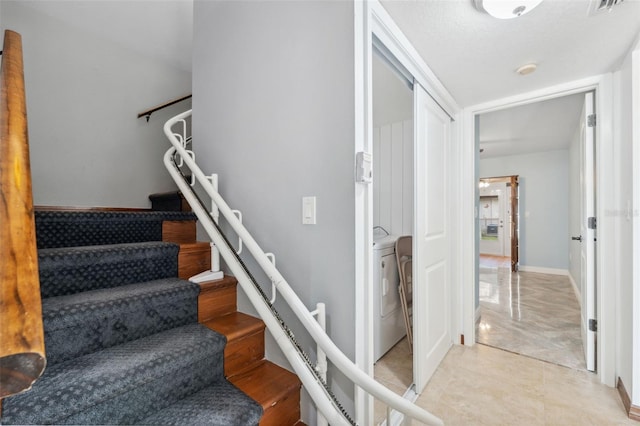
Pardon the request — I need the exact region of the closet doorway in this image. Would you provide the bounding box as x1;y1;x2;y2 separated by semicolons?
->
371;49;414;400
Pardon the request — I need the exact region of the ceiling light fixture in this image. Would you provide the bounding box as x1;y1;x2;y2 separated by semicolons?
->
474;0;544;19
516;63;537;75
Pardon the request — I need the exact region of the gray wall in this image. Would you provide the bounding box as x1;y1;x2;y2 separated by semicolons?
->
480;150;570;270
192;0;356;421
1;2;191;208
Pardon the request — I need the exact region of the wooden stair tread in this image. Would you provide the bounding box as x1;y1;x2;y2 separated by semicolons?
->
229;360;301;410
202;312;265;341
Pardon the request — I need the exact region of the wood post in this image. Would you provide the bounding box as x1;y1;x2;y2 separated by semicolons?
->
0;29;46;399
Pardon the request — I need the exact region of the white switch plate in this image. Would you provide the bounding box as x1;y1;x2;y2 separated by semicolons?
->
302;196;316;225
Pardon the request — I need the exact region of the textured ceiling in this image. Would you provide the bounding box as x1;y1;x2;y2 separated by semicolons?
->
380;0;640;158
478;93;584;158
380;0;640;107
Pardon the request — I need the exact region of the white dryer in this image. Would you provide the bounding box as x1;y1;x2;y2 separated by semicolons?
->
373;235;407;361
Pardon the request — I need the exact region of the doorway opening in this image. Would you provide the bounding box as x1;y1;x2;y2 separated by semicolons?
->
473;92;595;372
478;175;519;272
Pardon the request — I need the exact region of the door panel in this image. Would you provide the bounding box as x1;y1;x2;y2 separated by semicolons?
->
580;91;596;372
413;82;451;392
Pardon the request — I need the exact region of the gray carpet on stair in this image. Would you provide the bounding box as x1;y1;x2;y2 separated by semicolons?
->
136;381;263;425
43;278;199;365
1;210;267;425
1;324;226;425
38;242;180;298
35;210;196;249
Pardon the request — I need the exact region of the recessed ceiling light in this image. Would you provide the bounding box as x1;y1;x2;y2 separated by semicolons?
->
474;0;544;19
516;63;537;75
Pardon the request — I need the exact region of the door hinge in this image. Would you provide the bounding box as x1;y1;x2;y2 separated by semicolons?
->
587;114;596;127
588;217;597;229
589;319;598;332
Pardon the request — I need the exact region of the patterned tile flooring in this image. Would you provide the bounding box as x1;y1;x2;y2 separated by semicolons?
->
476;260;585;370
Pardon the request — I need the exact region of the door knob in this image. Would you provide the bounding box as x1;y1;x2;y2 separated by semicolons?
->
571;235;582;242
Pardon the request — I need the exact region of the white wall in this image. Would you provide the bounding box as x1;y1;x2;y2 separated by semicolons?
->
192;1;356;422
480;150;570;271
372;53;413;238
1;2;191;208
372;121;413;237
613;39;636;405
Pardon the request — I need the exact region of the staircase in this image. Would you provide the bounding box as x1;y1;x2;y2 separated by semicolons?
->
0;207;302;425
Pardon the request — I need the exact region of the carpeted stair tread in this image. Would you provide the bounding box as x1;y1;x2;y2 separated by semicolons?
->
1;323;226;425
43;277;199;365
38;242;179;298
135;380;263;425
35;210;196;249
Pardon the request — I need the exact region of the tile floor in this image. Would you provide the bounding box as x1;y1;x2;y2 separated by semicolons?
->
372;256;635;425
476;262;585;370
374;343;634;425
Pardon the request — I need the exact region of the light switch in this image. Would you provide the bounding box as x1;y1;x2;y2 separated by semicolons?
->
302;196;316;225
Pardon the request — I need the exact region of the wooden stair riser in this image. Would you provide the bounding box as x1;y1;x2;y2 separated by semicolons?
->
260;390;302;426
162;220;196;244
198;277;238;321
228;361;302;426
224;330;265;377
177;242;211;279
162;220;212;280
202;312;266;378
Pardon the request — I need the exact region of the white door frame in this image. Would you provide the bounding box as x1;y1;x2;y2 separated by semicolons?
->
460;74;616;387
354;2;460;423
631;46;640;408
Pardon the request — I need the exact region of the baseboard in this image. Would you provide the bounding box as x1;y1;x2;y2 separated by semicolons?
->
518;265;569;276
617;377;640;421
568;273;581;307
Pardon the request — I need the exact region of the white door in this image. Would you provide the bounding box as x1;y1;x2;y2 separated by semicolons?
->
413;82;451;391
580;91;596;372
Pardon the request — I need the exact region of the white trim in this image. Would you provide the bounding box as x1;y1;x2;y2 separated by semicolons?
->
379;386;420;426
631;47;640;407
461;74;617;387
518;265;569;276
568;273;581;308
354;1;373;424
368;1;460;118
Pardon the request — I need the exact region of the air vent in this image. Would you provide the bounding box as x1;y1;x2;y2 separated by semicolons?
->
588;0;625;15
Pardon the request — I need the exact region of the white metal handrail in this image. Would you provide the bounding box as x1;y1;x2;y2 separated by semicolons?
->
163;109;443;426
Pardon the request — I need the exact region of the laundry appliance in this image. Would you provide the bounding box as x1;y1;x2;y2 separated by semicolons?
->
373;235;407;361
